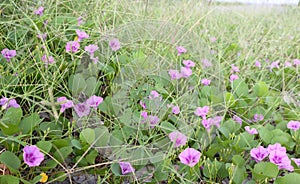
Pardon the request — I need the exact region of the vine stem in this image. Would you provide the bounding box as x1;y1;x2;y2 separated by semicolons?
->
48;88;59;120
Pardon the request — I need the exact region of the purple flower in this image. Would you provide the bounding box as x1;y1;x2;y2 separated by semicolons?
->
230;74;239;82
176;46;187;56
0;97;8;106
23;145;44;167
201;78;211;86
285;61;292;67
201;59;212;68
183;60;195;68
57;97;74;113
180;67;192;78
139;100;146;109
269;60;280;71
34;6;44;16
109;38;121;51
149;90;160;99
202;118;212;131
172;106;180;115
77;17;84;26
245;126;258;135
194;106;209;118
76;30;89;42
269;151;294;171
231;64;240;73
211;116;223;128
66;41;80;53
168;69;182;80
294;59;300;66
210;37;217;43
37;33;47;41
86;95;103;110
254;60;261;68
250;146;269;162
74;103;91;118
84;44;99;58
291;158;300;167
233;115;242;125
92;57;98;64
149;115;160;128
287;120;300;131
119;162;135;175
1;48;17;61
268;143;286;153
42;55;55;67
178;148;201;167
0;97;20;109
141;111;148;121
169;131;187;147
253;114;264;122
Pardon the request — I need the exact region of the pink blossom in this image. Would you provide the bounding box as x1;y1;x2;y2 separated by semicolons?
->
1;48;17;62
231;64;240;73
253;114;264;122
250;146;269;162
66;41;80;53
76;30;89;42
245;126;258;135
77;17;84;26
34;6;44;16
41;55;55;67
84;44;98;58
294;59;300;66
139;100;146;109
149;115;160;128
287;120;300;131
230;74;239;82
86;95;103;110
201;59;212;68
254;60;261;68
183;60;195;68
233;115;242;125
284;61;292;68
176;46;187;56
141;111;148;120
0;97;20;109
119;162;135;175
194;106;209;118
180;67;192;78
178;148;201;167
74;103;91;118
269;151;294;171
210;37;217;42
267;143;286;153
109;38;121;51
202;118;212;131
169;131;187;147
23;145;44;167
149;90;160;99
172;106;180;115
57;97;74;113
269;60;280;71
211;116;223;128
201;78;211;86
291;158;300;167
168;69;182;80
37;33;47;41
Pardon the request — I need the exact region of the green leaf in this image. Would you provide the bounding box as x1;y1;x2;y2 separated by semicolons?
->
160;121;176;134
19;113;42;134
94;127;110;147
225;92;235;107
274;173;300;184
68;74;87;95
86;150;98;164
71;139;82;150
232;155;245;167
0;151;21;173
85;77;98;96
253;162;279;180
36;141;52;153
111;163;122;176
253;81;269;97
0;175;19;184
258;126;273;144
219;119;241;138
0;108;23;135
53;146;73;163
80;128;95;145
232;79;249;97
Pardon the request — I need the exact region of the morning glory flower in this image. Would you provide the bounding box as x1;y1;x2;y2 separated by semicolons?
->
169;131;187;148
201;78;211;86
250;146;269;162
230;74;239;82
180;67;192;78
269;151;294;171
34;6;44;16
86;95;103;110
1;48;17;62
119;162;135;175
66;41;80;53
253;114;264;122
74;103;91;118
178;148;201;167
84;44;99;58
57;97;74;113
233;115;242;125
109;38;121;51
183;60;195;68
23;145;44;167
168;69;182;80
76;30;89;42
194;106;209;118
245;126;258;135
287;120;300;131
176;46;187;56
